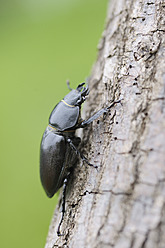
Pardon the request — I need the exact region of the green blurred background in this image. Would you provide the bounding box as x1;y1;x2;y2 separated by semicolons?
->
0;0;108;247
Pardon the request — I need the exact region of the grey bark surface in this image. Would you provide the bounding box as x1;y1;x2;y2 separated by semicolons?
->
45;0;165;247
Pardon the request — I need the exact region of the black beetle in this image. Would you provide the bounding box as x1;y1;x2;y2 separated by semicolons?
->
40;82;121;236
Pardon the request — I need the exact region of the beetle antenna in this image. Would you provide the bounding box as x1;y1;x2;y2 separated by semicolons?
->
66;80;72;91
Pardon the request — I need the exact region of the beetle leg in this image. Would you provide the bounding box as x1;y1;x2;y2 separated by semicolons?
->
67;138;98;169
78;99;122;128
72;136;81;146
57;177;68;236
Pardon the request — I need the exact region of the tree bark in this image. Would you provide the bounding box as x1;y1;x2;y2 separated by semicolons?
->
45;0;165;247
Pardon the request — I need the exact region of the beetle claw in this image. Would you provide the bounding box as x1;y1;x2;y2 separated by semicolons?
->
57;230;65;237
106;98;123;110
82;156;98;170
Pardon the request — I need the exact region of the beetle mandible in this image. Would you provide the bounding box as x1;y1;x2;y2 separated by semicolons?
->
40;82;121;236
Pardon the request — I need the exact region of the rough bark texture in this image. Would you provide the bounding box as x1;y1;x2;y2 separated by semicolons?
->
45;0;165;247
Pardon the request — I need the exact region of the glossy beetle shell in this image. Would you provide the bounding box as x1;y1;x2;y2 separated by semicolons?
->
40;83;88;197
40;128;66;197
49;101;79;131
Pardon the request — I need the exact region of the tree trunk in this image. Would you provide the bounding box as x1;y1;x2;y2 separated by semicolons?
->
45;0;165;247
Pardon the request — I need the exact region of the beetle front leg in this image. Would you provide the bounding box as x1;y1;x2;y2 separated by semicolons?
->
57;177;68;236
78;99;122;128
67;138;98;169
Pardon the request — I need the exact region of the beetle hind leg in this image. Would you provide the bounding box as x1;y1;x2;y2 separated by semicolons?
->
57;177;68;236
67;138;98;169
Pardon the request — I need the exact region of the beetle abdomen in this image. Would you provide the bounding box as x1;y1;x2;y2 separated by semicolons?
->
40;128;67;197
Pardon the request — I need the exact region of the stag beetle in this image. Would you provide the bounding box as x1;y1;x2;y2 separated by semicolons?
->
40;81;121;236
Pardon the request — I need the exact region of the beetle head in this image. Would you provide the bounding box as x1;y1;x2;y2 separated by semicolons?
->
63;83;89;106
